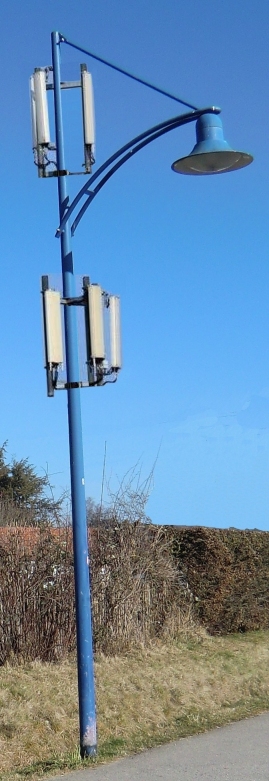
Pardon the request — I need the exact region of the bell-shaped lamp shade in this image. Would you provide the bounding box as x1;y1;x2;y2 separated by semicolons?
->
172;113;253;175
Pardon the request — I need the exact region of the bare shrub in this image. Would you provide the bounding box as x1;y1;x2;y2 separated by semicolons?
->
0;466;197;663
5;514;269;662
91;522;194;654
89;462;195;652
0;520;195;663
0;527;75;664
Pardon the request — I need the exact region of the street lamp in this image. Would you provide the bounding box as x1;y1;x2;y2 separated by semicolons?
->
172;112;252;174
30;30;253;759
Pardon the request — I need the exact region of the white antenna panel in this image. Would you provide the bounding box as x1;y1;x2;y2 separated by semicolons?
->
33;69;50;145
109;295;122;370
30;76;37;149
43;290;63;365
81;69;95;147
87;284;105;359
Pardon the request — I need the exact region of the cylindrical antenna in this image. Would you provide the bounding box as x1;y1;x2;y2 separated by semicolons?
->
81;65;95;172
30;75;37;149
86;284;105;360
33;68;51;145
109;295;122;370
42;288;64;366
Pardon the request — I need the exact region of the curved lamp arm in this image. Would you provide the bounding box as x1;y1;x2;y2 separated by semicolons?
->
56;106;220;237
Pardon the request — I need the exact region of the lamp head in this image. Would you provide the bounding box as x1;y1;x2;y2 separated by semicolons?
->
172;113;253;175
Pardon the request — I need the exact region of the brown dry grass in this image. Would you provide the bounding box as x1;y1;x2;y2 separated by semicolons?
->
1;630;269;781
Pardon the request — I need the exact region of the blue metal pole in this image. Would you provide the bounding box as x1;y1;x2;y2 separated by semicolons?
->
51;31;97;758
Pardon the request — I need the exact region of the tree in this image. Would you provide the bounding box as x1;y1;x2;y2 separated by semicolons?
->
86;461;154;528
0;443;64;526
86;497;111;528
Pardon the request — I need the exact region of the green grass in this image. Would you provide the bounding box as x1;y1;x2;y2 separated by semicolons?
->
1;630;269;781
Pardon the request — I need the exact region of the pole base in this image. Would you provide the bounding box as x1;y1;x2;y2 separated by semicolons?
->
81;744;97;758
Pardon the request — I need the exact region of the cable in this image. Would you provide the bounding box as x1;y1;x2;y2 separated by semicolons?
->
59;33;199;111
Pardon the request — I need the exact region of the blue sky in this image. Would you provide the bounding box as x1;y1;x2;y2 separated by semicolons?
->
1;0;268;529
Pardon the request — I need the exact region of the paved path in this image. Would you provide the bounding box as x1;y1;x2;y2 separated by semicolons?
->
51;712;269;781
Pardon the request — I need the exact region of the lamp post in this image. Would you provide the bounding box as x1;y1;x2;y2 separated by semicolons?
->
31;30;253;758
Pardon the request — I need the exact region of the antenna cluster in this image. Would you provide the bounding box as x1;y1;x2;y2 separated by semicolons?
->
41;276;122;397
30;64;95;177
32;54;122;398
